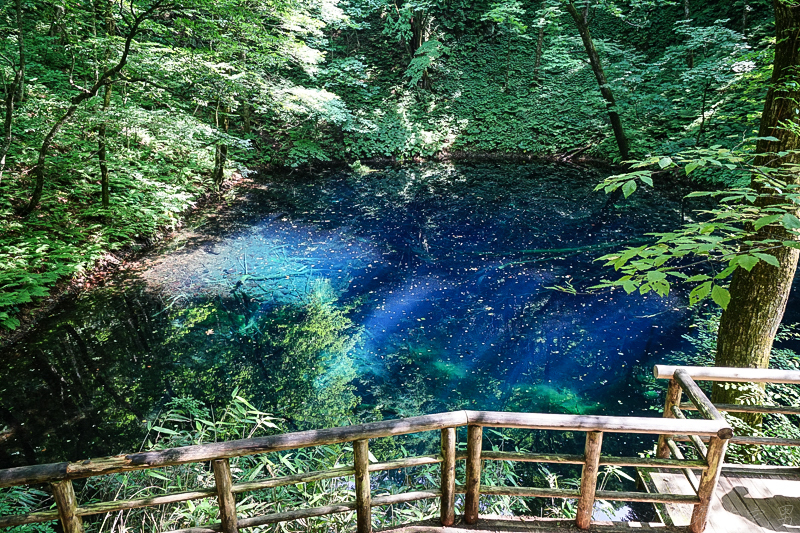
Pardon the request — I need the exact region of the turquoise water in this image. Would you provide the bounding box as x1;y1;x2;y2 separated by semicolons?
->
1;162;697;466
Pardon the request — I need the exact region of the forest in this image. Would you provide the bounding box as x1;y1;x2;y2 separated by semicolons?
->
2;0;800;531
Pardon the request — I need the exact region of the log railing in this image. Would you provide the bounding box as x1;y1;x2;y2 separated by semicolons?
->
653;365;800;533
654;365;800;449
0;372;733;533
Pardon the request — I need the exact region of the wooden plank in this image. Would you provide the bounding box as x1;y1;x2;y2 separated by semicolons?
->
481;451;704;470
730;473;793;532
665;438;700;493
729;435;800;447
594;490;699;505
0;508;59;528
670;405;708;460
7;411;468;486
51;480;84;533
0;462;68;488
478;485;698;505
711;474;754;532
675;434;800;447
714;474;774;531
354;439;371;533
481;451;584;464
681;402;800;416
672;370;725;423
654;365;800;384
464;410;729;437
164;492;442;533
479;486;579;499
211;459;237;533
439;428;456;527
464;425;482;525
601;456;707;470
576;431;602;530
689;436;728;533
639;468;694;527
658;379;683;459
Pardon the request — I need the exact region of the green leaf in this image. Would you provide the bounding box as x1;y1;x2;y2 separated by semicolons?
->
737;255;760;271
658;157;673;169
621;279;637;294
711;285;731;310
686;274;711;282
622;179;637;198
751;252;780;267
685;162;699;175
646;270;667;281
754;215;782;230
641;175;654;187
689;281;712;306
151;426;179;435
781;213;800;230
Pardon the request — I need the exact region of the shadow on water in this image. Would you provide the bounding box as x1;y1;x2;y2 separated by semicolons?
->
2;162;698;468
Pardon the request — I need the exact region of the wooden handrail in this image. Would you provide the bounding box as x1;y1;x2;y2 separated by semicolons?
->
655;365;800;533
0;395;735;533
653;365;800;384
0;410;730;489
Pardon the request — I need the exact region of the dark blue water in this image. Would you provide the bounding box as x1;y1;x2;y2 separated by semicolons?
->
1;162;697;466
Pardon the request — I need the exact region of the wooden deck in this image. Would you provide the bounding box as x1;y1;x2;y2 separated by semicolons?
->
640;465;800;533
378;515;686;532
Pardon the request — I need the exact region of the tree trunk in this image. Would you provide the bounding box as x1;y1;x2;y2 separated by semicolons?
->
562;1;629;161
713;0;800;425
99;83;112;207
15;0;25;101
685;0;694;68
213;144;228;190
241;101;251;134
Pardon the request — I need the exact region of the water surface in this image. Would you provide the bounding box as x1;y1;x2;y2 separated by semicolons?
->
2;162;696;467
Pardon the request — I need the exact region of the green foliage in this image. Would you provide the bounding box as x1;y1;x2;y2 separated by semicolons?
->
592;147;800;308
404;39;448;87
0;487;56;533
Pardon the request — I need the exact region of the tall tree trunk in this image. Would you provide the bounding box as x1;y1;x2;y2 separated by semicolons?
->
685;0;694;68
713;1;800;425
15;0;25;101
99;83;112;207
213;103;229;190
562;1;630;160
241;101;251;134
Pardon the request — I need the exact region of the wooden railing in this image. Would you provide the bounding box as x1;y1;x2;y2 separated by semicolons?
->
655;365;800;449
654;364;800;532
0;372;734;533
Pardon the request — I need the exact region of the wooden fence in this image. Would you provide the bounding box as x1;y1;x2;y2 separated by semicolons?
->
0;368;739;533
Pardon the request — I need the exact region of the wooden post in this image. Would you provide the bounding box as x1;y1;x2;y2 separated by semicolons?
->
464;425;483;525
212;459;238;533
576;431;603;530
51;480;84;533
690;435;728;533
657;378;682;458
354;439;371;533
440;427;456;526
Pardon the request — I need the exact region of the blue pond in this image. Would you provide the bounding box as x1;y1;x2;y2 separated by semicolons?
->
1;162;701;465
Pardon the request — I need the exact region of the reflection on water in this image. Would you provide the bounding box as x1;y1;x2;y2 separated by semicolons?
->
1;162;695;467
